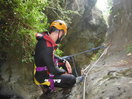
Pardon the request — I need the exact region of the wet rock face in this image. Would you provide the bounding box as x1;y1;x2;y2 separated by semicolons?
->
63;0;107;67
83;0;132;99
1;0;132;99
0;52;40;99
0;0;106;99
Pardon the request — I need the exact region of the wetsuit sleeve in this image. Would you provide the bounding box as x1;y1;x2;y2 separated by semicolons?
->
54;55;64;61
42;48;66;75
54;55;68;72
35;33;66;75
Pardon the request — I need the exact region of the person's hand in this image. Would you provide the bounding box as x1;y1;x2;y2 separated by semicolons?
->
65;61;72;74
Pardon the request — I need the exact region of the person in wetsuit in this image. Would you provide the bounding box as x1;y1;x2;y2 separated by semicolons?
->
34;20;76;94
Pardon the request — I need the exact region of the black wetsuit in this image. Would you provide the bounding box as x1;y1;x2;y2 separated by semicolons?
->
34;32;76;88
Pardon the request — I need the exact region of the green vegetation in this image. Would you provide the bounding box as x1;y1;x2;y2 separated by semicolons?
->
91;50;103;61
0;0;75;63
0;0;49;63
55;48;64;57
126;45;132;53
44;0;79;24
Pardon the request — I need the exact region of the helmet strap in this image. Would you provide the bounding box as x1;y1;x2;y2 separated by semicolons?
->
55;31;64;44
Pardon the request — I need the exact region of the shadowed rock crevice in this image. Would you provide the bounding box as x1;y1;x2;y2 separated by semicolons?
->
62;0;107;68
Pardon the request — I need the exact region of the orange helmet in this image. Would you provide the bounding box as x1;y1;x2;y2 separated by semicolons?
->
50;20;68;35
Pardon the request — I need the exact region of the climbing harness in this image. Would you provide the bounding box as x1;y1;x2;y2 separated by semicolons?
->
34;65;55;91
71;57;79;77
82;44;111;99
62;45;106;77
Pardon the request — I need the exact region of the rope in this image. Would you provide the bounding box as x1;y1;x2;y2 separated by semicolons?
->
82;44;111;99
61;45;106;77
71;57;79;77
68;46;106;58
62;46;106;77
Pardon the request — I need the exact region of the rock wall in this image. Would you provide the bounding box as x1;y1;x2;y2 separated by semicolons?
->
82;0;132;99
62;0;107;72
0;0;107;99
1;0;132;99
0;51;39;99
0;0;107;98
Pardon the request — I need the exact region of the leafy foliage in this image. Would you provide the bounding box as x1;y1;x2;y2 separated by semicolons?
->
0;0;48;62
44;0;79;24
126;45;132;53
55;45;64;56
0;0;76;63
